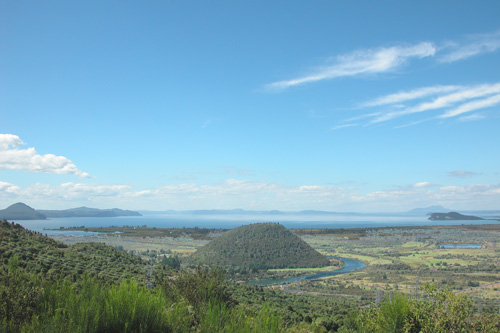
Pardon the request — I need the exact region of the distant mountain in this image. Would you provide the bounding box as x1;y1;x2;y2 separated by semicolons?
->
428;212;483;221
0;203;46;220
38;207;142;218
188;223;330;269
407;205;452;215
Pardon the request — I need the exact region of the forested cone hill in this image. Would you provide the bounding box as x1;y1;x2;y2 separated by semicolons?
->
189;223;330;269
0;220;147;281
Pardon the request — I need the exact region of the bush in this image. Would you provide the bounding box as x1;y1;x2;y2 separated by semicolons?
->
343;283;500;333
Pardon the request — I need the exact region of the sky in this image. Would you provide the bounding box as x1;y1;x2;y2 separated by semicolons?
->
1;1;500;212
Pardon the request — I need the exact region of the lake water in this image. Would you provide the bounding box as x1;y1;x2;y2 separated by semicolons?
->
439;243;482;249
13;213;500;236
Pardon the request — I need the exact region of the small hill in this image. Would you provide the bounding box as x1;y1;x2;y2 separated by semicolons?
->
0;203;46;220
0;220;146;281
38;206;142;218
428;212;483;221
189;223;329;270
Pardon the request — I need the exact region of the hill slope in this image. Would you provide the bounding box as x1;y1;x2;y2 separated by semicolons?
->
189;223;329;269
0;203;46;220
0;220;146;281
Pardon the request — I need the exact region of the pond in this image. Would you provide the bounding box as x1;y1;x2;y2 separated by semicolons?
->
439;243;482;249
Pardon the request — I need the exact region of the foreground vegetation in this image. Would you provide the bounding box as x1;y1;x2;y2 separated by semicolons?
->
3;220;500;331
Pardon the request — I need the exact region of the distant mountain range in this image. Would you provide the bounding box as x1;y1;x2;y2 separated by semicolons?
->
39;207;142;218
0;203;141;220
2;202;497;221
140;207;456;216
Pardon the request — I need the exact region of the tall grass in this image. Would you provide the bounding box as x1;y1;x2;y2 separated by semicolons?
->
29;277;171;332
2;266;287;333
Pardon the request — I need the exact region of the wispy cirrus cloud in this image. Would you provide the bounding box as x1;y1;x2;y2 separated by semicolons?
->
458;113;486;122
359;85;462;108
0;134;90;178
369;82;500;123
330;123;359;131
265;42;436;91
265;29;500;93
334;82;500;128
439;30;500;63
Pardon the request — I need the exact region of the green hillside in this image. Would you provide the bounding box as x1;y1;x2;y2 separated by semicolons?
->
0;220;146;281
189;223;330;269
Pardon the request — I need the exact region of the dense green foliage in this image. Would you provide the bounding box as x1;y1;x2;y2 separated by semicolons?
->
189;223;330;270
0;220;146;281
342;284;500;332
0;221;287;332
1;256;285;332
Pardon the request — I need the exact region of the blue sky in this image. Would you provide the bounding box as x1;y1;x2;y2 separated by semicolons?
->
1;1;500;211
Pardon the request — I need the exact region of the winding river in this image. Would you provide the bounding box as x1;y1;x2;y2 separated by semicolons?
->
246;256;365;286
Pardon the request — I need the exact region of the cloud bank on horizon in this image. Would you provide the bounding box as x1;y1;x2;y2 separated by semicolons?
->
1;176;498;212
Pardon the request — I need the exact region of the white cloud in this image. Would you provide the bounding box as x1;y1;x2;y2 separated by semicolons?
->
0;181;20;194
413;182;433;188
439;30;500;63
0;134;90;178
0;134;24;150
59;182;130;197
265;42;436;91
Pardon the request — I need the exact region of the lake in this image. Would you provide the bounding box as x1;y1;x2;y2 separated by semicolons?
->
13;212;500;236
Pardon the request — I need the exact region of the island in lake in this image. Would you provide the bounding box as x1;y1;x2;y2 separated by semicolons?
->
428;211;483;220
